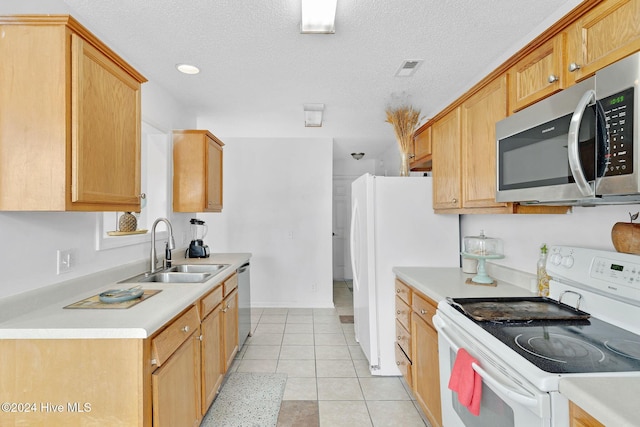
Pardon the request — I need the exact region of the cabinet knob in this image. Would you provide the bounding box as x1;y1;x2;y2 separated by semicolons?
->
568;62;581;72
397;336;402;340
396;310;401;315
222;307;228;313
197;335;203;341
182;325;190;333
139;193;146;200
548;74;559;83
420;309;426;315
396;361;401;366
396;289;400;293
151;358;157;366
452;198;457;204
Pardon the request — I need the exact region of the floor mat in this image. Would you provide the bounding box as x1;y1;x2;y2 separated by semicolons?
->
201;372;287;427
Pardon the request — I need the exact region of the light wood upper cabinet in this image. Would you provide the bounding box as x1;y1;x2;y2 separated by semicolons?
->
566;0;640;85
432;108;462;210
410;126;432;171
508;34;565;112
461;76;510;210
173;130;224;213
0;15;146;211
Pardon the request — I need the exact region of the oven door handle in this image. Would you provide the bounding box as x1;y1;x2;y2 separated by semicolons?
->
434;316;541;412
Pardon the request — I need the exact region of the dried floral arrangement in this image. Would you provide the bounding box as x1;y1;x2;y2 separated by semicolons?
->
385;105;422;154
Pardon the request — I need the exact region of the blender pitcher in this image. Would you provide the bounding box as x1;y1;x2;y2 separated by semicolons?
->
187;218;210;258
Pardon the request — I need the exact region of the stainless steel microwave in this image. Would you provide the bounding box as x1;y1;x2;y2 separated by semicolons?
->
496;52;640;206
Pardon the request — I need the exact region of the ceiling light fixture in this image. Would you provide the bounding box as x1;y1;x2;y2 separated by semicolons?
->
303;103;325;127
301;0;337;34
176;63;200;75
394;59;423;77
351;152;365;160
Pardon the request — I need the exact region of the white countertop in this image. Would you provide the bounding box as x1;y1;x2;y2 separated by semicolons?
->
0;253;250;339
559;377;640;426
392;266;535;302
394;266;639;425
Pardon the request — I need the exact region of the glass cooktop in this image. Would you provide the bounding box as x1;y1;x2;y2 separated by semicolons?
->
477;317;640;374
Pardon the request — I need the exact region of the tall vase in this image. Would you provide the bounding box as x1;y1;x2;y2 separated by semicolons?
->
400;152;410;176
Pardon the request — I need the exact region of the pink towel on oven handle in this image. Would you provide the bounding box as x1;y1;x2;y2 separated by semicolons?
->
448;348;482;416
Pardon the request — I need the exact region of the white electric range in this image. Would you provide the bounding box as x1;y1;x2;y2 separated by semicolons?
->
434;245;640;427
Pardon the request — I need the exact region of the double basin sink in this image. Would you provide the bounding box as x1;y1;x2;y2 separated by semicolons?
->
119;264;229;284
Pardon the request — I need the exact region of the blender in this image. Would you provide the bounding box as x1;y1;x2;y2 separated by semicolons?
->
187;218;210;258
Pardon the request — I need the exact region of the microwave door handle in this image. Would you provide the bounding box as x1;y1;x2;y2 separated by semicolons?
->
568;90;597;197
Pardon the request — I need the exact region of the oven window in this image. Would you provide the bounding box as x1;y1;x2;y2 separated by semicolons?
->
450;350;515;427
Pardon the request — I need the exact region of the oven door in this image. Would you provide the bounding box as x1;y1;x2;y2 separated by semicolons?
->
433;313;551;427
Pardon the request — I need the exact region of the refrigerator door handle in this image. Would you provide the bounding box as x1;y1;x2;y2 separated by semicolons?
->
349;200;359;290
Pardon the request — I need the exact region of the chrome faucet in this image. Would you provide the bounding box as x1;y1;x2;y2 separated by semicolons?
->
150;218;176;273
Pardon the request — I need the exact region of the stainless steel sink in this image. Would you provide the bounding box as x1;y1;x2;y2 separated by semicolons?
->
167;264;229;274
136;272;212;283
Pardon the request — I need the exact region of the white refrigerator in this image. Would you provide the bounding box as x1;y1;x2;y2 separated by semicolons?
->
350;173;459;376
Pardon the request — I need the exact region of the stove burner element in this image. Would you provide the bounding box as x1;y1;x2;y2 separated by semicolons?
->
604;339;640;361
515;333;606;364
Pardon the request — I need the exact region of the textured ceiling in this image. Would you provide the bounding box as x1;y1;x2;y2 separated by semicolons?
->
59;0;582;160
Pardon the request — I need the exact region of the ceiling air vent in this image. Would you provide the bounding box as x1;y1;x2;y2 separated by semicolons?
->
395;59;423;77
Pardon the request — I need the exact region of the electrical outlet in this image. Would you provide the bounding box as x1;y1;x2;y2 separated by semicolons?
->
57;249;76;275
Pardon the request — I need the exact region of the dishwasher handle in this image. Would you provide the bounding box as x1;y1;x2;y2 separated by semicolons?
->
237;262;250;273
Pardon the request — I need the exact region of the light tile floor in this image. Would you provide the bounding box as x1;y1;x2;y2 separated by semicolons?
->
225;280;429;427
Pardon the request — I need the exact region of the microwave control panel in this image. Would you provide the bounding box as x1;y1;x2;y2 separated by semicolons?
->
602;86;634;176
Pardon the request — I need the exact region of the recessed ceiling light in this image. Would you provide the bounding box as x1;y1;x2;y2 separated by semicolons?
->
176;63;200;75
394;60;423;77
301;0;337;34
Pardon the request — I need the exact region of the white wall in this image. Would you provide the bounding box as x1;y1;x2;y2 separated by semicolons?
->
461;204;638;274
0;0;198;298
198;136;334;308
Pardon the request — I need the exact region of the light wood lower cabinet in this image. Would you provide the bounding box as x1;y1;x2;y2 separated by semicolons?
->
411;294;442;427
200;286;224;415
0;271;241;427
222;288;239;371
569;401;605;427
394;278;442;427
152;330;202;427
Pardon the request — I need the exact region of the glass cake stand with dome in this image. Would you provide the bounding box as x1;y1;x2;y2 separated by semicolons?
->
462;230;504;284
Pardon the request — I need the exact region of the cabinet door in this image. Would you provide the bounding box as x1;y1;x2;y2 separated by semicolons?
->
411;312;442;427
222;289;239;370
206;136;223;212
201;305;224;414
461;76;509;209
71;34;141;210
508;34;564;112
569;401;605;427
152;332;201;427
566;0;640;85
432;108;461;210
410;126;432;171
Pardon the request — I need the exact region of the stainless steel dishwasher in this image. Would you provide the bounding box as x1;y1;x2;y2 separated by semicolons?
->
237;262;251;349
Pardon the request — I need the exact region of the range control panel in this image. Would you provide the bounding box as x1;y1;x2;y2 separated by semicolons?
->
547;245;640;303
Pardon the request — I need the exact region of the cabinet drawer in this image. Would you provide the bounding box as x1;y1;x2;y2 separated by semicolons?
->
395;319;411;358
223;273;238;297
412;293;438;329
395;343;412;388
200;285;223;319
152;305;200;367
394;279;412;305
395;296;411;331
